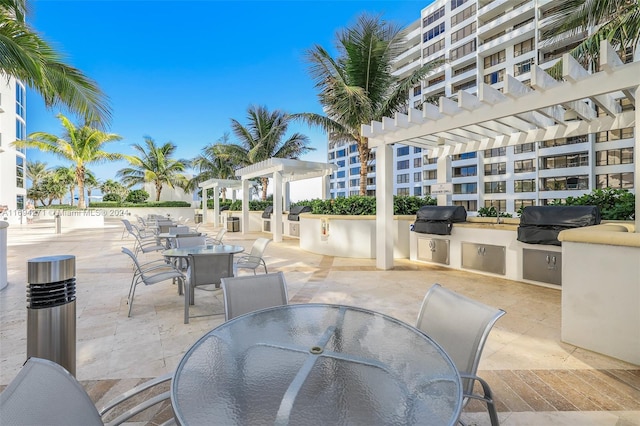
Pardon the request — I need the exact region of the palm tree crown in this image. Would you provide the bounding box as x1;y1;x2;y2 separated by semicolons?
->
225;105;314;200
297;13;442;195
189;133;237;200
0;0;111;125
12;113;123;208
117;137;190;202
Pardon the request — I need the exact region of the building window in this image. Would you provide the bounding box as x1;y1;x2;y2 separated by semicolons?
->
366;177;376;185
484;162;506;175
424;156;438;164
424;39;446;57
451;22;476;43
514;159;535;173
514;179;535;192
16;156;25;188
336;149;346;158
514;38;534;57
367;164;376;173
350;167;360;175
414;187;422;196
349;190;359;196
484;181;506;193
423;23;445;43
16;120;26;141
414;147;422;154
452;152;477;160
366;189;376;196
413;158;422;168
397;174;410;184
514;58;534;76
337;160;345;167
397;146;410;156
453;79;476;92
484;69;505;84
349;156;358;164
514;143;535;154
515;199;535;210
453;62;476;76
541;176;589;190
329;152;335;160
484;50;506;68
541;135;588;147
454;183;477;194
596;148;634;166
15;82;26;119
542;152;589;169
397;188;410;196
349;179;359;187
451;0;469;11
596;127;634;142
16;195;24;210
597;173;634;189
453;165;477;177
397;160;410;170
413;86;422;96
454;200;477;211
450;40;476;61
336;170;346;178
428;74;446;86
414;172;422;182
423;185;431;195
424;170;438;180
484;147;506;157
451;4;476;26
423;6;445;27
349;144;358;153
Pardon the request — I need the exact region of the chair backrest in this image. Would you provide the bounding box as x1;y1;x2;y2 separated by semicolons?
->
249;238;271;258
0;357;102;425
175;235;206;248
168;225;190;235
416;283;505;395
221;271;288;321
122;218;133;232
122;247;144;272
188;253;233;288
214;228;226;242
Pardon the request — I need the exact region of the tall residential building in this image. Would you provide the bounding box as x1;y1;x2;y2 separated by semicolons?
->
0;76;27;224
327;0;636;215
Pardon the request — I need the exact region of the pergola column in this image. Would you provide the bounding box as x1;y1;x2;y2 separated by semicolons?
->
201;188;208;224
436;155;452;206
635;85;639;233
242;179;249;235
376;143;394;270
213;186;221;227
284;182;290;211
273;171;283;243
322;174;330;199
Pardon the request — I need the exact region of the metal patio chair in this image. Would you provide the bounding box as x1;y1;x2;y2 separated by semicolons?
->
234;238;271;275
182;253;231;323
416;283;506;426
0;357;173;425
221;271;288;321
122;247;185;317
207;227;226;245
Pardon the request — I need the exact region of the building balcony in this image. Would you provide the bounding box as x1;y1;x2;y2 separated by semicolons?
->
478;22;536;56
478;2;535;37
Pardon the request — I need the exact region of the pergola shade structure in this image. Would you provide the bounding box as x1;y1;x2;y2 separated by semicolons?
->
198;178;244;226
363;41;639;270
236;158;337;242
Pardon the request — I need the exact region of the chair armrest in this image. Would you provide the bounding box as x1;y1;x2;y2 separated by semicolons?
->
98;372;172;419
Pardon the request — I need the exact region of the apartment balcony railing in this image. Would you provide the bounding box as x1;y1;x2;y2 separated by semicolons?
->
478;21;535;56
478;2;535;37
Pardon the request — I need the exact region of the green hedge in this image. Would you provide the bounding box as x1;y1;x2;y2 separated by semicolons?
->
549;188;635;220
90;201;191;208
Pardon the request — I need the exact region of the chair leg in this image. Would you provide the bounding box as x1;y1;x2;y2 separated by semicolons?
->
128;283;138;317
184;279;190;324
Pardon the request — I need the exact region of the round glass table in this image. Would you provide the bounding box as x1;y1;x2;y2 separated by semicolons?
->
171;304;462;425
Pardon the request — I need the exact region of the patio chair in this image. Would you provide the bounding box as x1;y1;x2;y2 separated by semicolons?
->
416;284;505;426
122;247;186;317
0;357;173;426
234;238;271;275
168;225;190;235
221;271;288;321
207;228;226;245
182;253;231;323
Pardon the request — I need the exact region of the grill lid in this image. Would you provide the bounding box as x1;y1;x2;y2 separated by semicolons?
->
519;206;601;228
415;206;467;223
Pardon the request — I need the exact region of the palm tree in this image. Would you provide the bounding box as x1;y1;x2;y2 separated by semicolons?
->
117;137;190;201
54;166;76;206
541;0;639;69
0;0;111;125
189;133;238;201
296;14;442;196
12;113;123;209
101;179;128;202
225;105;314;201
83;171;100;204
25;160;48;188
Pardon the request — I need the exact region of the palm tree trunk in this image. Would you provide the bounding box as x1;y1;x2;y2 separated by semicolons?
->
261;177;269;201
156;182;162;201
358;136;370;196
76;166;86;209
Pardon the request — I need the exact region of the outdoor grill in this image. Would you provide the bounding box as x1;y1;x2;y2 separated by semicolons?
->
517;206;601;246
262;206;273;219
413;206;467;235
287;205;312;221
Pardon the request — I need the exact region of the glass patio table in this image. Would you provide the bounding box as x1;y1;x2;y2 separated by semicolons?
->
171;303;463;425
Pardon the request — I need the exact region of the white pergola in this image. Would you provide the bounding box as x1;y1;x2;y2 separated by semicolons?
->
236;158;337;242
198;178;244;226
364;41;639;270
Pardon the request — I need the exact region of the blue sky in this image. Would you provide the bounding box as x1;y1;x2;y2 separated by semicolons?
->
26;0;429;183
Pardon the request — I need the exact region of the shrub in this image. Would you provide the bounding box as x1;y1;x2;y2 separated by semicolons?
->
477;206;512;218
102;193;121;202
125;189;149;204
294;195;436;215
549;188;635;220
